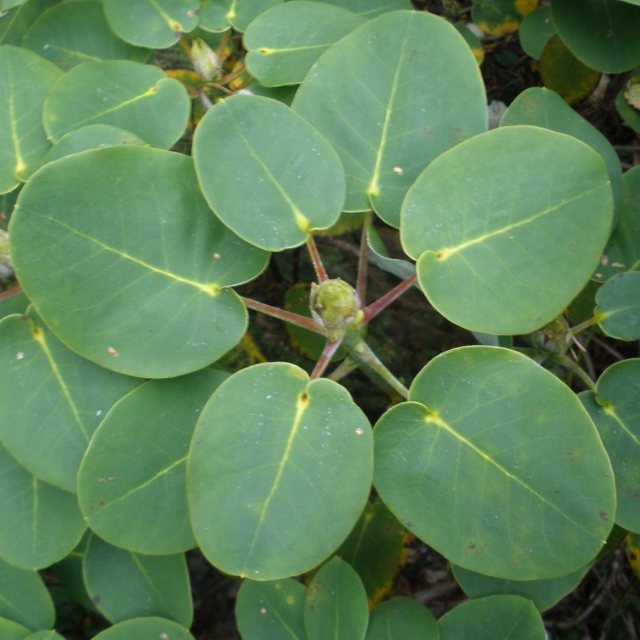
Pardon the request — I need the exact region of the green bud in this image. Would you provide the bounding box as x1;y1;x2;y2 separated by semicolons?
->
190;38;222;81
310;278;362;337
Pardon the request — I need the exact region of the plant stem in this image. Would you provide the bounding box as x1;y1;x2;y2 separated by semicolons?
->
362;273;417;325
356;214;372;305
306;236;328;283
0;285;21;302
569;315;602;336
241;296;327;335
311;336;344;379
327;356;359;382
557;355;595;391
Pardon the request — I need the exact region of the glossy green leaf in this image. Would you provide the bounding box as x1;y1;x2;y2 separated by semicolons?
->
322;0;412;17
595;272;640;340
518;4;555;59
501;87;622;209
22;1;146;70
472;0;537;36
293;10;486;226
0;445;86;570
0;290;27;318
401;126;613;334
0;0;57;46
581;359;640;532
304;557;368;640
244;2;364;87
236;578;307;640
366;597;438;640
451;563;589;611
83;536;192;625
0;617;31;640
0;45;62;194
199;0;230;32
78;368;228;554
0;557;55;629
42;125;145;164
92;618;194;640
103;0;198;48
200;0;283;32
43;60;190;148
193;94;345;251
188;362;373;579
374;347;615;580
10;146;261;378
0;309;138;492
551;0;640;73
438;595;545;640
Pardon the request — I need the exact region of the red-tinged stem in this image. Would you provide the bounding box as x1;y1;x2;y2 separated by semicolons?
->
311;335;344;379
0;285;21;302
362;273;417;325
356;215;372;305
306;236;328;283
241;296;327;335
327;356;359;382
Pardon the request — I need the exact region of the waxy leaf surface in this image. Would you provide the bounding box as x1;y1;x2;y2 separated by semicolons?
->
374;347;615;580
471;0;536;35
194;94;345;251
323;0;412;16
0;45;62;194
43;60;190;148
188;362;373;579
78;368;228;554
83;536;192;625
92;618;194;640
402;126;613;334
518;5;555;59
0;310;138;492
0;617;31;640
236;578;307;640
10;147;262;378
581;359;640;532
595;272;640;340
366;597;438;640
293;10;486;226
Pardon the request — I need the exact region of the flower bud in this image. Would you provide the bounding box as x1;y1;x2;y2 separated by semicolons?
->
310;278;362;336
190;39;222;81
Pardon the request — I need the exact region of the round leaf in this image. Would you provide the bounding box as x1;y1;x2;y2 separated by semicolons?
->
43;60;190;149
0;45;62;194
374;346;615;580
244;2;364;87
401;126;613;335
0;309;138;492
0;290;27;319
227;0;284;32
0;617;31;640
519;5;555;59
24;633;66;640
551;0;640;73
580;359;640;532
236;578;307;640
293;10;487;226
0;0;58;46
322;0;412;16
366;597;438;640
304;557;368;640
0;445;86;570
194;94;345;251
78;368;228;554
438;595;545;640
471;0;537;36
10;146;260;378
616;75;640;134
22;1;146;70
0;556;55;630
188;362;373;579
92;618;194;640
83;535;192;626
595;271;640;340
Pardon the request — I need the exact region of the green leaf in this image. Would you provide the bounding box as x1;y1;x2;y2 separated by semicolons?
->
43;60;190;148
0;45;62;194
551;0;640;73
0;445;86;570
501;87;622;209
322;0;412;17
595;272;640;340
293;10;487;226
0;617;31;640
43;125;145;164
374;346;615;580
0;290;27;319
10;146;261;378
78;368;228;554
366;597;438;640
236;579;307;640
102;0;199;49
24;633;66;640
91;618;194;640
22;1;147;70
518;4;555;59
188;362;373;579
0;0;62;46
580;359;640;532
0;556;55;630
244;1;364;87
0;309;138;492
616;74;640;135
199;0;230;32
451;563;590;611
227;0;283;32
367;224;417;284
304;557;368;640
438;595;546;639
83;535;192;625
401;126;613;335
193;94;345;251
472;0;537;36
